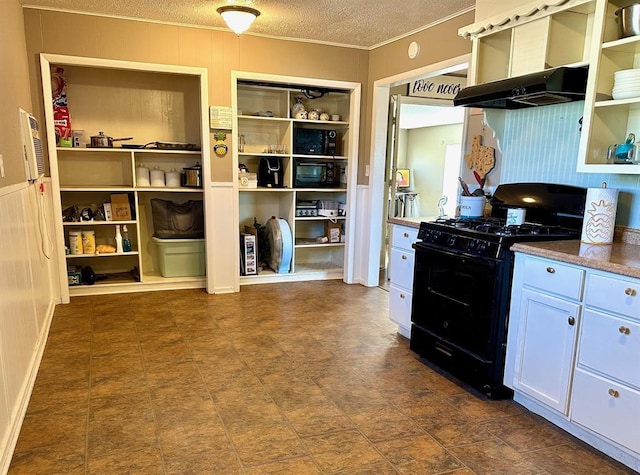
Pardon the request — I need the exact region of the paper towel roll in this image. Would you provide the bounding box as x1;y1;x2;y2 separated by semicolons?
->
581;185;618;244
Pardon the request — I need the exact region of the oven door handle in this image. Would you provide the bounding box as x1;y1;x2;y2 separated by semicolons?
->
414;242;499;267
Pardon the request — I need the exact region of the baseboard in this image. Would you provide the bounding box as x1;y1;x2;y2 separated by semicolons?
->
0;299;56;475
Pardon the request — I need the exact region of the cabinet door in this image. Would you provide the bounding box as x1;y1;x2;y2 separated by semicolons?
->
513;289;581;415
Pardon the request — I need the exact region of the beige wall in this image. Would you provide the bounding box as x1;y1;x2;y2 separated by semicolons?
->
364;11;474;182
0;0;33;187
22;8;473;185
22;9;369;183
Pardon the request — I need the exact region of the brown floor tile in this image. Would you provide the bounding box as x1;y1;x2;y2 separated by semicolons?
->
9;444;85;474
87;447;164;474
350;407;425;443
303;429;390;474
87;391;158;457
10;283;631;474
244;456;322;474
375;434;464;474
525;443;634;475
448;438;547;475
229;423;308;466
481;413;573;452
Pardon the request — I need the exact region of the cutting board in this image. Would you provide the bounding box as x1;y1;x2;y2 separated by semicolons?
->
465;135;495;180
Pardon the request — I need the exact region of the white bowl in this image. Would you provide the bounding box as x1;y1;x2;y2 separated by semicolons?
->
612;89;640;100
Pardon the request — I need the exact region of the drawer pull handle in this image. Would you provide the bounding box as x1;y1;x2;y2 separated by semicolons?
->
400;293;405;299
608;388;620;398
619;326;631;335
568;316;575;326
546;267;555;274
624;287;636;296
403;232;409;238
402;255;407;260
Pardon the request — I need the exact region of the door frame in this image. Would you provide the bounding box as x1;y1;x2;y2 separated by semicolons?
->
361;53;470;287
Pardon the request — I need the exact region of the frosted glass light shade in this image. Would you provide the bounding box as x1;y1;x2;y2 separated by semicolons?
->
217;6;260;35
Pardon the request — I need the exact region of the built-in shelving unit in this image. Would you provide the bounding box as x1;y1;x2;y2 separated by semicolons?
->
40;54;211;301
232;73;360;286
578;0;640;173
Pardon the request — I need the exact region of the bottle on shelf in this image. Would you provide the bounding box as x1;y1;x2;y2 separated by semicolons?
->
122;225;132;252
115;225;123;253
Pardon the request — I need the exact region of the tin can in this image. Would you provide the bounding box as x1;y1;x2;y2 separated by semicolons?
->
69;231;83;255
82;230;96;254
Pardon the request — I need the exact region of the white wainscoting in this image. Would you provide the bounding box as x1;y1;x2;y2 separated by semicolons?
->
0;180;57;473
207;182;238;294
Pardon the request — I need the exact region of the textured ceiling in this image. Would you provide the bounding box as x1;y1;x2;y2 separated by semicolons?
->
21;0;475;49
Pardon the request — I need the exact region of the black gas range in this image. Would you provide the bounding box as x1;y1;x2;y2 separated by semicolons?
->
410;183;587;399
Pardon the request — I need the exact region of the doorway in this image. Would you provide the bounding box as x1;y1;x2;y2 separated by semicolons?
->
378;72;467;288
363;54;471;288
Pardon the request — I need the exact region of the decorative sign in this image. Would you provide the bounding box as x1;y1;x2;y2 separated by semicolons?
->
209;106;232;130
213;131;228;157
408;76;467;100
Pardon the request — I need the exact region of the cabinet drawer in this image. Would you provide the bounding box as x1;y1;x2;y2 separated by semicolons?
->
389;284;412;330
571;368;640;454
389;247;415;290
578;309;640;388
585;273;640;320
391;225;418;252
522;257;584;300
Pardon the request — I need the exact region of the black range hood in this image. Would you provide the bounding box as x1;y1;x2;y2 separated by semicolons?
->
453;66;588;109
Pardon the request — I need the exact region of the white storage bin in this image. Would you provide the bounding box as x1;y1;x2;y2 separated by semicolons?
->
153;237;205;277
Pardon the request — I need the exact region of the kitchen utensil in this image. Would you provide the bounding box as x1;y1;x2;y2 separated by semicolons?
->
90;132;133;148
616;4;640;39
458;177;472;196
614;133;635;160
473;170;485;189
153;141;200;151
464;135;496;180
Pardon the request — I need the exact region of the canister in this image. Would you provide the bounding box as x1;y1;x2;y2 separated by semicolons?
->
68;230;83;255
150;166;165;187
82;230;96;254
136;163;150;186
165;168;181;187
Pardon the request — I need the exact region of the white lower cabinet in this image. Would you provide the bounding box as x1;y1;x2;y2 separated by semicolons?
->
506;252;640;472
513;289;580;414
388;224;418;337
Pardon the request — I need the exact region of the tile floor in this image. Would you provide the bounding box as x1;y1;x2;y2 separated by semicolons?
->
9;281;634;474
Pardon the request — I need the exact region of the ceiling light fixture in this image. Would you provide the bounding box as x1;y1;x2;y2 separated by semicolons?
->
217;5;260;35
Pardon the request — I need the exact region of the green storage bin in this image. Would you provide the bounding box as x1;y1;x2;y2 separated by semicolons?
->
153;237;205;277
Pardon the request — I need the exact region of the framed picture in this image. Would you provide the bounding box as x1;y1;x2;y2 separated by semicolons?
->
396;169;411;190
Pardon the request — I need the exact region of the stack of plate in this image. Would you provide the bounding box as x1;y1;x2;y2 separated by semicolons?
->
612;69;640;100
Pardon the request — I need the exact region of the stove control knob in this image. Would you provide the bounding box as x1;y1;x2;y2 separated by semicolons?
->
478;242;487;253
467;240;477;252
447;236;457;246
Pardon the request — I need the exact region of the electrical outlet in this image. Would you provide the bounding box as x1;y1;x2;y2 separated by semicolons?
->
0;154;4;178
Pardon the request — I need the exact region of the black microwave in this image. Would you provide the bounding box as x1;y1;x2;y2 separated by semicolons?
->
293;128;338;155
294;159;341;188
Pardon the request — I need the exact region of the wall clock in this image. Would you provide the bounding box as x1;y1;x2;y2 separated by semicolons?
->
408;41;420;60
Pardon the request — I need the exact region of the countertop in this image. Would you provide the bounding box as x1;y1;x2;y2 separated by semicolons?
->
388;217;437;229
511;240;640;280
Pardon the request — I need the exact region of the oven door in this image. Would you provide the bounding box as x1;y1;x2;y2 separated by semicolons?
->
411;243;505;361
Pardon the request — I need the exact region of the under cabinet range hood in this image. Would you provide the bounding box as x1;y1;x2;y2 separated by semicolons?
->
453;66;589;109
